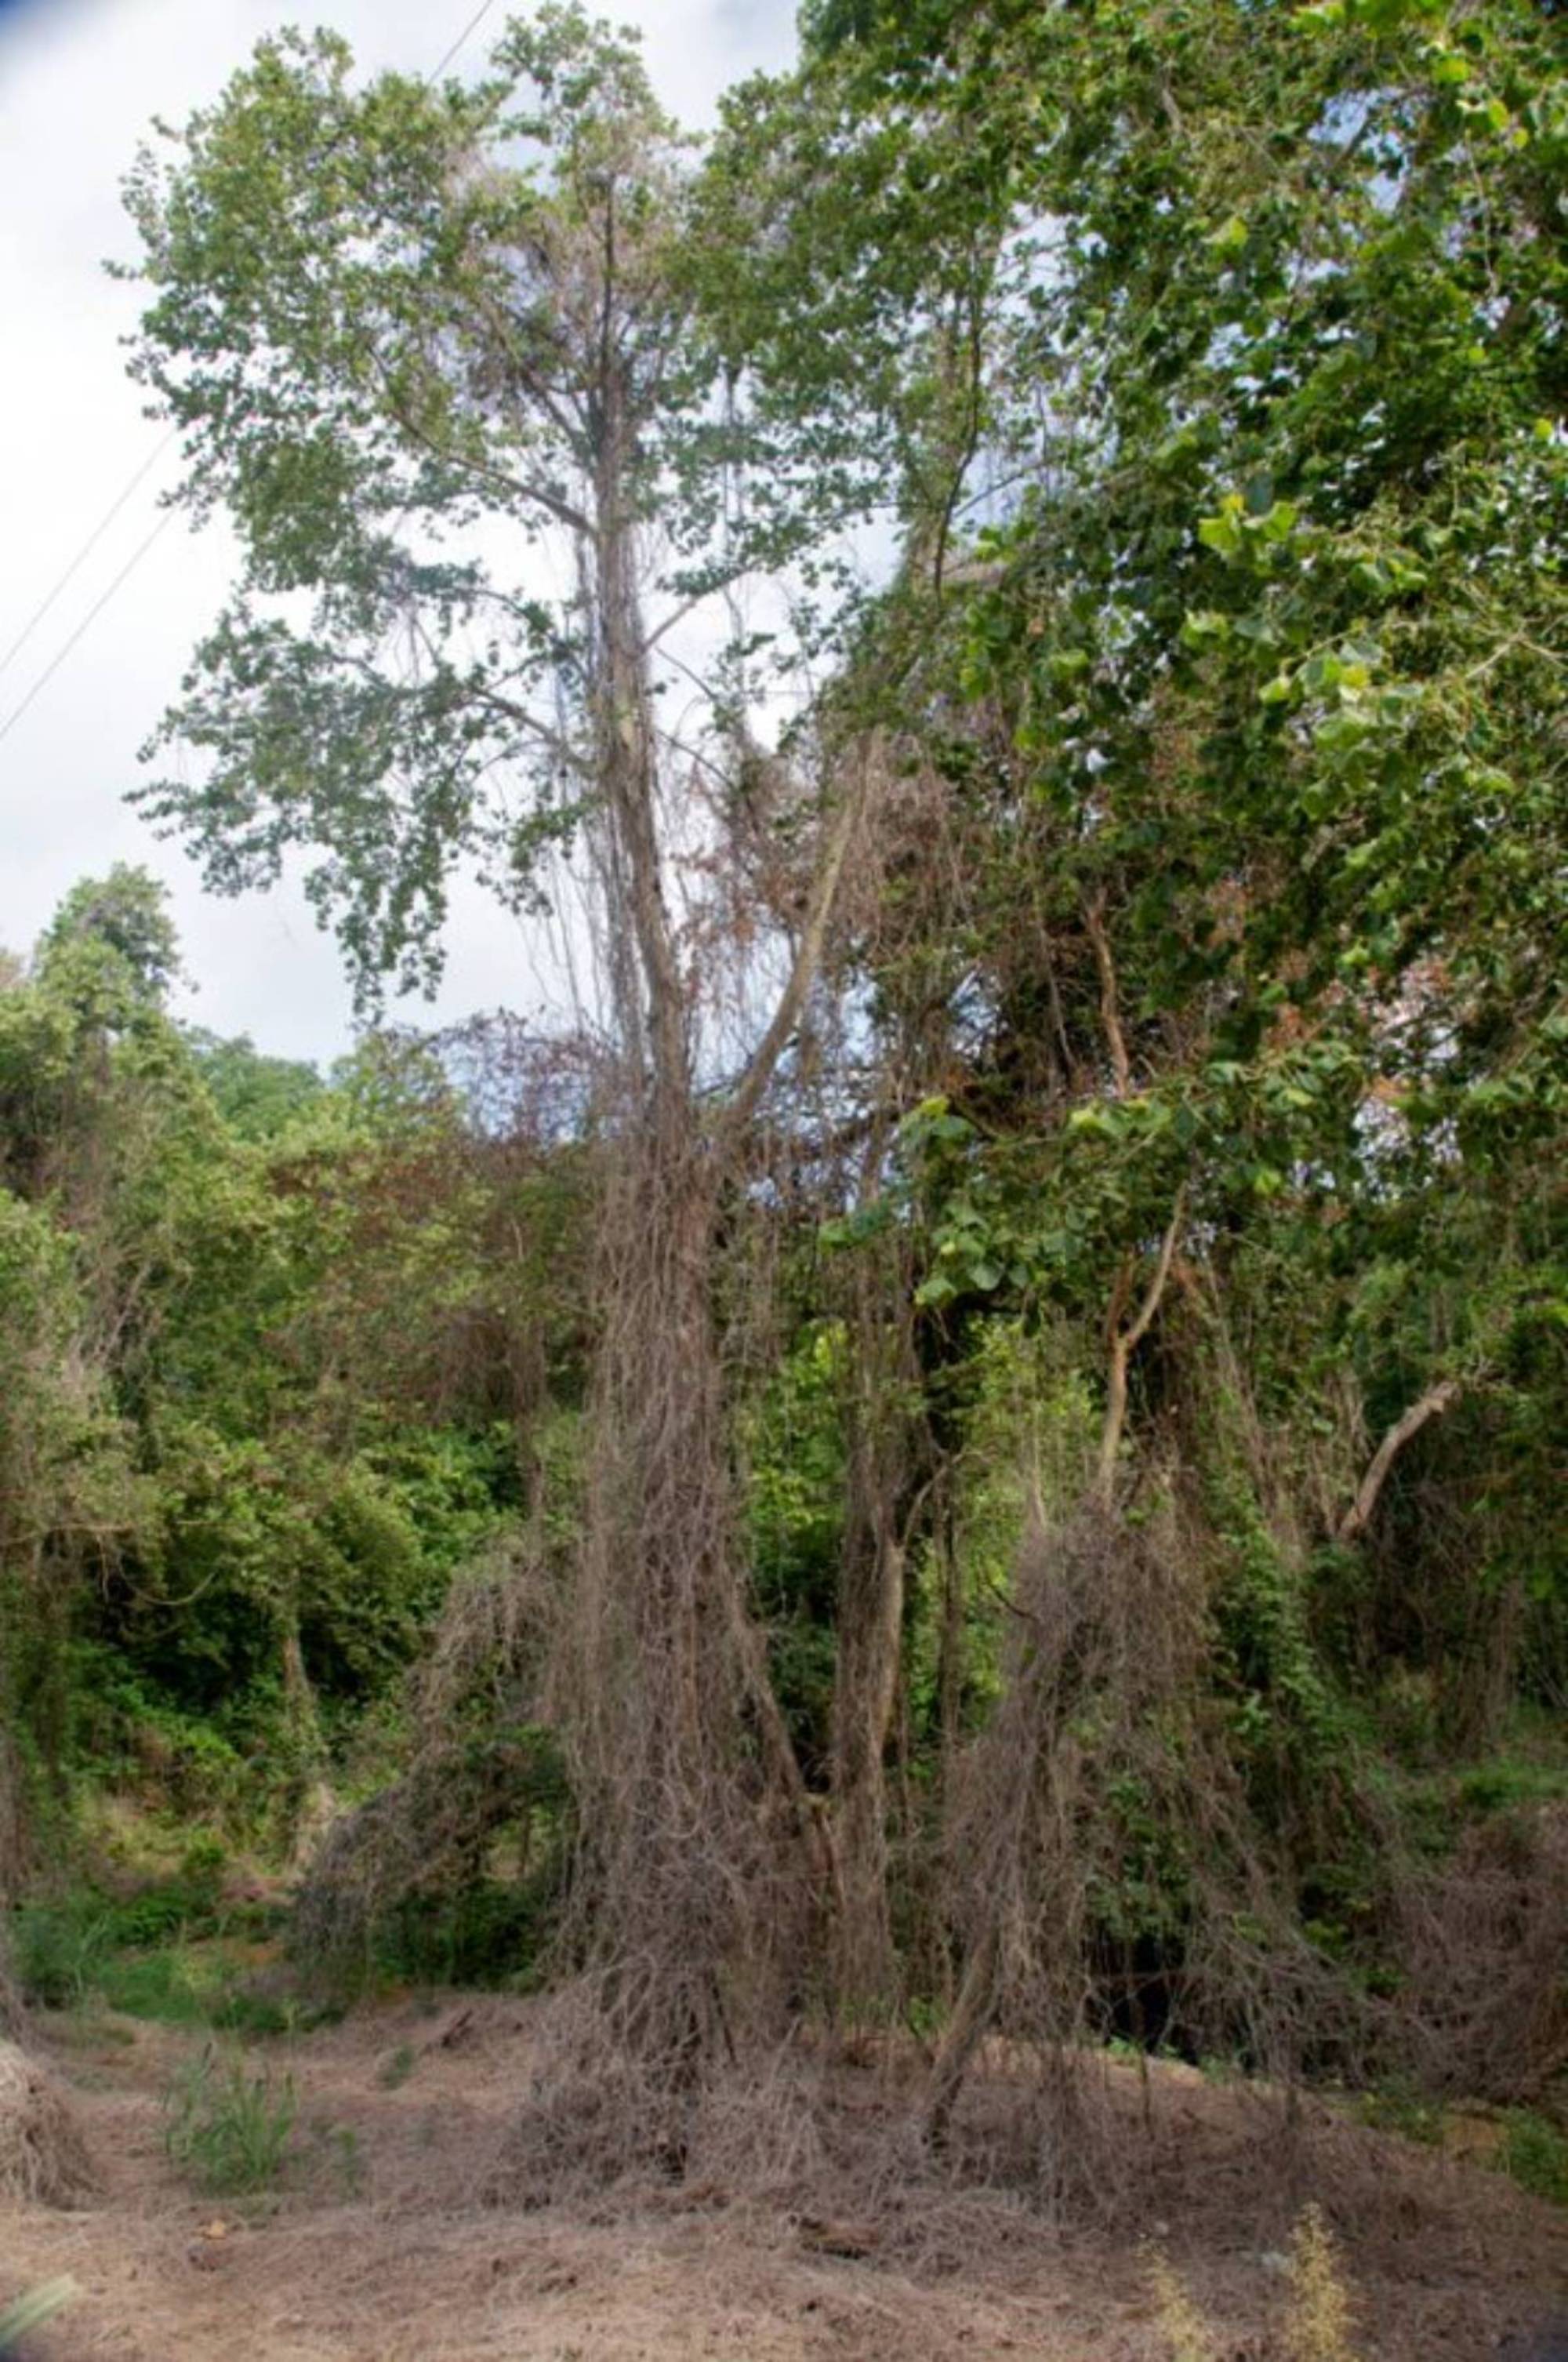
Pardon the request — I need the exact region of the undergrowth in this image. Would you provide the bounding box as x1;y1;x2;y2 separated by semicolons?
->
369;1870;558;1993
1151;2205;1362;2361
1284;2204;1359;2362
1356;2073;1568;2210
1500;2110;1568;2208
1148;2245;1218;2361
9;1862;296;2032
162;2044;363;2201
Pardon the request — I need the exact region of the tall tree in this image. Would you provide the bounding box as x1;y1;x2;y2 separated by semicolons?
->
123;5;866;2084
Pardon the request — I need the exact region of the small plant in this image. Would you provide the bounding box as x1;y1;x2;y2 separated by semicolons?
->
163;2044;298;2196
100;1932;223;2026
1284;2204;1359;2362
1500;2110;1568;2207
1357;2079;1443;2146
11;1897;113;2010
378;2042;417;2089
1146;2245;1218;2362
1196;2051;1244;2088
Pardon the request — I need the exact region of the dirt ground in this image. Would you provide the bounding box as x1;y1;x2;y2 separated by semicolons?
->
2;1997;1564;2361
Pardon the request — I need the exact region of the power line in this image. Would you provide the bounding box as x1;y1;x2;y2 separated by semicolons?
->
0;425;179;685
428;0;500;85
0;510;176;749
0;0;501;754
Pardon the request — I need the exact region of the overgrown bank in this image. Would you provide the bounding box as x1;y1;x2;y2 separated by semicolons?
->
3;0;1566;2247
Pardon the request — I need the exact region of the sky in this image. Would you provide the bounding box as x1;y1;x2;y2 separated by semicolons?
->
0;0;798;1063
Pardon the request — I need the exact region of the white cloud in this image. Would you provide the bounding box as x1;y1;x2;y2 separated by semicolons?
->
0;0;797;1062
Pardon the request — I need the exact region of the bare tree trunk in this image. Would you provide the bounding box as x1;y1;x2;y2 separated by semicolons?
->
935;1487;963;1786
281;1606;336;1870
924;1918;998;2150
832;1474;906;2019
0;1720;24;1916
554;374;863;2086
1083;892;1132;1099
826;1125;933;2025
0;1732;24;2038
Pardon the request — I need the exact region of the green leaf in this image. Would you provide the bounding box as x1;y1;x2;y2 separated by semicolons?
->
1199;513;1243;558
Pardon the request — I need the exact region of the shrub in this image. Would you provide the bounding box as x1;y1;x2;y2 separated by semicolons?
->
10;1896;114;2011
1147;2248;1218;2362
0;2046;96;2207
1500;2110;1568;2208
1284;2205;1360;2362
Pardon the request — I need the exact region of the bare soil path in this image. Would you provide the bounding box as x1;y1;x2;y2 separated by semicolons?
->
2;2000;1563;2360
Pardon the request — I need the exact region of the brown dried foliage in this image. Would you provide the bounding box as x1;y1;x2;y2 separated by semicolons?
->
1396;1801;1568;2107
0;2042;94;2208
293;1539;561;1990
923;1488;1374;2204
532;1127;815;2126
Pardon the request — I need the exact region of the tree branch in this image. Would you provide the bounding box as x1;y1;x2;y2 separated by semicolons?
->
372;349;597;539
640;586;728;656
714;737;881;1159
1124;1191;1186;1355
468;684;588;776
1096;1188;1186;1507
1337;1380;1461;1546
1083;891;1132;1098
464;282;587;450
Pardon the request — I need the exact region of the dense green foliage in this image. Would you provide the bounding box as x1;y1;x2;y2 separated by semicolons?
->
0;874;580;1879
709;0;1567;1740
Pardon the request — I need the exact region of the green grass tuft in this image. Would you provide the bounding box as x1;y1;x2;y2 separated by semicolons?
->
1500;2110;1568;2207
163;2044;299;2197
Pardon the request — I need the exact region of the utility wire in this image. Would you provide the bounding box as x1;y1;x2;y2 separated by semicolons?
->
428;0;500;85
0;510;176;749
0;0;502;754
0;425;179;685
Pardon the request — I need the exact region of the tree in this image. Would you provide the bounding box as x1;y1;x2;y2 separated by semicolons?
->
38;864;183;1011
705;0;1568;2142
1;874;556;1862
101;0;1568;2181
0;1186;143;1895
186;1031;324;1142
123;4;869;2087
